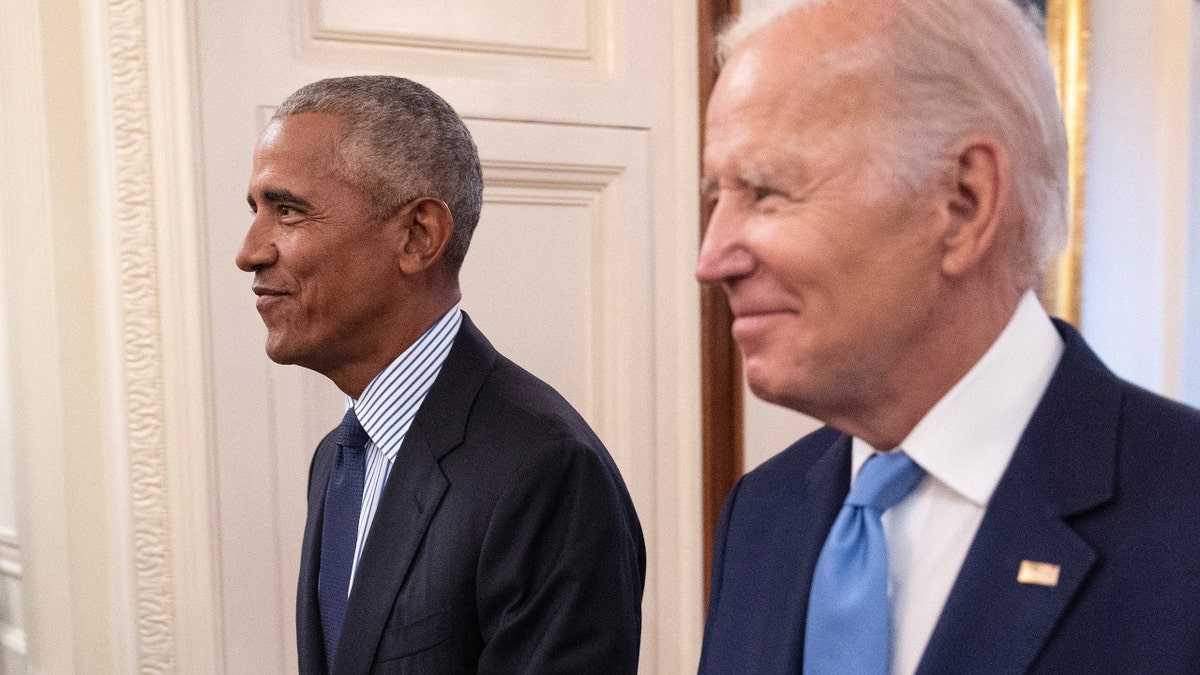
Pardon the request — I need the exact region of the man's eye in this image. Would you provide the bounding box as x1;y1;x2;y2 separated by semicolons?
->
278;205;294;217
753;186;776;201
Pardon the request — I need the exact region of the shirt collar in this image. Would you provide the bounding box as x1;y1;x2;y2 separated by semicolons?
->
348;305;463;463
852;291;1064;506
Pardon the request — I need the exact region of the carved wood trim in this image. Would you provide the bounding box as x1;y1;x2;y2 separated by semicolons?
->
698;0;742;606
105;0;178;669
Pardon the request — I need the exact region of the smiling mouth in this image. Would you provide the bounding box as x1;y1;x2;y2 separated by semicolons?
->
252;286;288;311
730;310;788;339
732;306;789;321
256;294;284;310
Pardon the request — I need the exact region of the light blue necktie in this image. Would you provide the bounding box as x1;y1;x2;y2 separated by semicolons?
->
803;450;926;674
318;408;369;669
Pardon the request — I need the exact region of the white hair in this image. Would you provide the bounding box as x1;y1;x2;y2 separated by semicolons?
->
718;0;1068;281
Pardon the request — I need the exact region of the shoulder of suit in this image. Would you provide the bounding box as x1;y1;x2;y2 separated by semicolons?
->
740;425;844;483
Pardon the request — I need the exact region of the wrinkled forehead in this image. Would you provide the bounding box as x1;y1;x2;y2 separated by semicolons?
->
248;113;352;197
706;49;887;173
711;4;892;122
254;113;346;165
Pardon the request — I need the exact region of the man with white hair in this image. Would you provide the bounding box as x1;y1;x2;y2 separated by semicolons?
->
696;0;1200;672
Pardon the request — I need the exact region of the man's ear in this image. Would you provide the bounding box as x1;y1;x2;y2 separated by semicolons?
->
394;197;455;275
940;136;1009;277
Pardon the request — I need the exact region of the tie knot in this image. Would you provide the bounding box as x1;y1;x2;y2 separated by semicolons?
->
336;408;370;449
846;451;925;511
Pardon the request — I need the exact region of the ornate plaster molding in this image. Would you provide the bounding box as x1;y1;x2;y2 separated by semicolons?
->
104;0;178;670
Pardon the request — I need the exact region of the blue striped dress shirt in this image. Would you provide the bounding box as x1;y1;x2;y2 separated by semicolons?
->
346;305;462;587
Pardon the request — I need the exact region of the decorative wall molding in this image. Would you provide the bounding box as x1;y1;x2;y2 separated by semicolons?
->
95;0;218;671
102;0;179;670
304;0;604;61
482;159;625;187
289;0;655;133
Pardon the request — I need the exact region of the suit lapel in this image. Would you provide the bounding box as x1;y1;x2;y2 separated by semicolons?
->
706;428;847;672
917;321;1120;674
297;434;338;672
790;432;852;658
334;425;449;673
329;313;497;672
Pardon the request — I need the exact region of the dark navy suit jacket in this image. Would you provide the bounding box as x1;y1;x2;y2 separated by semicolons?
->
700;320;1200;674
297;314;645;674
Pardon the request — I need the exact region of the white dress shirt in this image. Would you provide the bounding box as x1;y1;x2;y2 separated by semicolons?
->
346;305;462;588
850;291;1065;675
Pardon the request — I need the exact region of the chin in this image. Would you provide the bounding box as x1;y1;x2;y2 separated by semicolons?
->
264;349;295;366
263;336;300;366
745;358;824;416
744;367;790;407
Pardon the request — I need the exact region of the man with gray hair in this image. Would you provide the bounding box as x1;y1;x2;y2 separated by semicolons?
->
237;76;644;674
696;0;1200;672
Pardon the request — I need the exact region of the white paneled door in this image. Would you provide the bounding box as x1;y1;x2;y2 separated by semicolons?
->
196;0;703;672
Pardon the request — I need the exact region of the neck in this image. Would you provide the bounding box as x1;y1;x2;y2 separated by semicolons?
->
832;280;1025;450
330;283;461;399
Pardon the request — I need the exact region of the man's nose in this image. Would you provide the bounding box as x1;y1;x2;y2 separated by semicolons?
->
235;215;276;272
696;198;754;284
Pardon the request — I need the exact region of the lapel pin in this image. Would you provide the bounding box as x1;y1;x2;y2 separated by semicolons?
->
1017;560;1060;587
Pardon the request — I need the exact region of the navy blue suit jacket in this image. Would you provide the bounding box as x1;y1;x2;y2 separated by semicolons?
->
297;314;645;674
700;320;1200;673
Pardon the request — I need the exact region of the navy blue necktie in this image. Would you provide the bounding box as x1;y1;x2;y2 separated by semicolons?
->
319;408;369;668
804;450;926;674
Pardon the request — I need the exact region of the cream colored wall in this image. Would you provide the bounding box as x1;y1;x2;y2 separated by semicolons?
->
1084;0;1195;399
1185;4;1200;406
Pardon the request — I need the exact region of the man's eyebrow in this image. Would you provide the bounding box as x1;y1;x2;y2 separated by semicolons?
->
699;167;773;198
259;187;312;208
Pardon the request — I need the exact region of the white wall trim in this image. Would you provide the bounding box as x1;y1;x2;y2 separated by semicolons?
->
304;0;608;61
91;0;220;670
94;0;183;665
648;1;705;671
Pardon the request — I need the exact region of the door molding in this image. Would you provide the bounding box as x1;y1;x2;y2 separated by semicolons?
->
698;0;741;601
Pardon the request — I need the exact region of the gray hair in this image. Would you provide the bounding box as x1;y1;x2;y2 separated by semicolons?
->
272;76;484;272
719;0;1068;283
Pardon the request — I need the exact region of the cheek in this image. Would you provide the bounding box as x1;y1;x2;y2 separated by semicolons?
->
747;216;824;285
292;246;357;304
